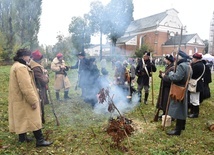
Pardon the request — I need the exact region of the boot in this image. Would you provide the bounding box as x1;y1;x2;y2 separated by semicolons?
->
144;93;149;105
56;92;62;101
64;91;71;100
33;129;52;147
166;119;184;136
188;104;193;115
178;119;186;130
19;133;34;143
188;106;199;118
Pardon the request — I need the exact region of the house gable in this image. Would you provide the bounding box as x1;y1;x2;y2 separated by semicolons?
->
158;9;183;32
187;34;204;45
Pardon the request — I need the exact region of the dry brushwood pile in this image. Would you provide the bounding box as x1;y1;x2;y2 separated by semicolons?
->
107;116;134;146
97;87;135;148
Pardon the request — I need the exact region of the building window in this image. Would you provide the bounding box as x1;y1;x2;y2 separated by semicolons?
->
140;36;144;48
194;47;198;53
189;50;193;55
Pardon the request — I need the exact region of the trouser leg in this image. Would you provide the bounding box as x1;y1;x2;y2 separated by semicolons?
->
56;92;60;100
18;133;33;143
64;91;71;99
41;101;45;124
19;133;26;142
144;92;149;104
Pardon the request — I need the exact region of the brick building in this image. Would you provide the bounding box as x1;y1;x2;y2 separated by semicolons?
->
116;8;205;57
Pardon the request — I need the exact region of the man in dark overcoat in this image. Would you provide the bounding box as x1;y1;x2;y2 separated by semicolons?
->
161;50;191;136
71;51;90;99
135;52;156;104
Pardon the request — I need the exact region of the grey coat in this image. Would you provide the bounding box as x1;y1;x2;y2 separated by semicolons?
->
163;60;191;120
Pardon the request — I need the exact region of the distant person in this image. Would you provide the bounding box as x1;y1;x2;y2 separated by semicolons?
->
161;50;191;136
8;48;52;146
135;52;157;104
129;58;137;96
84;58;100;107
100;58;108;80
201;60;212;100
51;53;71;101
29;50;49;124
70;51;89;100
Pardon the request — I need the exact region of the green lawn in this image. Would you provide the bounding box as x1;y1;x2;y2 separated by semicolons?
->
0;62;214;155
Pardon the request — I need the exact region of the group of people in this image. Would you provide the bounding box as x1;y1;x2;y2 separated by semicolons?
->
7;47;212;149
156;51;212;136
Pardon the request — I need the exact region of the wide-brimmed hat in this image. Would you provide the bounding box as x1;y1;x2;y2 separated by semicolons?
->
144;51;150;57
16;49;31;57
165;54;174;63
77;51;85;56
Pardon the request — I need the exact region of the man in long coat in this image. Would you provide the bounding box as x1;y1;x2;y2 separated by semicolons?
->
135;52;156;104
29;50;49;123
70;51;89;99
156;54;174;117
8;48;52;146
51;53;71;101
161;50;191;136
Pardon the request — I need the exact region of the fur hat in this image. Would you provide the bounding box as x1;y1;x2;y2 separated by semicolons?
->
31;50;43;60
165;54;174;63
193;53;202;59
16;49;31;57
56;53;63;58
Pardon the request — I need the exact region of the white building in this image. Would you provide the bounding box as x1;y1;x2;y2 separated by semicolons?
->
209;11;214;55
85;44;111;57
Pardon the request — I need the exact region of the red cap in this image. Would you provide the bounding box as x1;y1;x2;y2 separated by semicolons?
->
56;53;63;58
193;53;202;59
31;50;43;60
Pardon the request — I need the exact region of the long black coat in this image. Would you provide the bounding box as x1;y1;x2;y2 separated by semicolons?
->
191;60;205;92
202;62;212;99
135;59;156;86
71;58;89;88
156;63;174;112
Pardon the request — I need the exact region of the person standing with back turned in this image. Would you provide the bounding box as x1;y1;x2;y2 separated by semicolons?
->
8;48;52;146
161;50;191;136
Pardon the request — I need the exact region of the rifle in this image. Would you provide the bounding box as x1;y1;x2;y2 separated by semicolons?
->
154;71;163;122
154;108;161;122
47;86;60;126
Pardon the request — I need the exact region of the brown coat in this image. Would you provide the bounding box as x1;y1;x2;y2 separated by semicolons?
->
29;60;49;104
51;57;71;90
8;62;42;134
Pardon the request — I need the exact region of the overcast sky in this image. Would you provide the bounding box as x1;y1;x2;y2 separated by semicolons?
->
38;0;214;46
